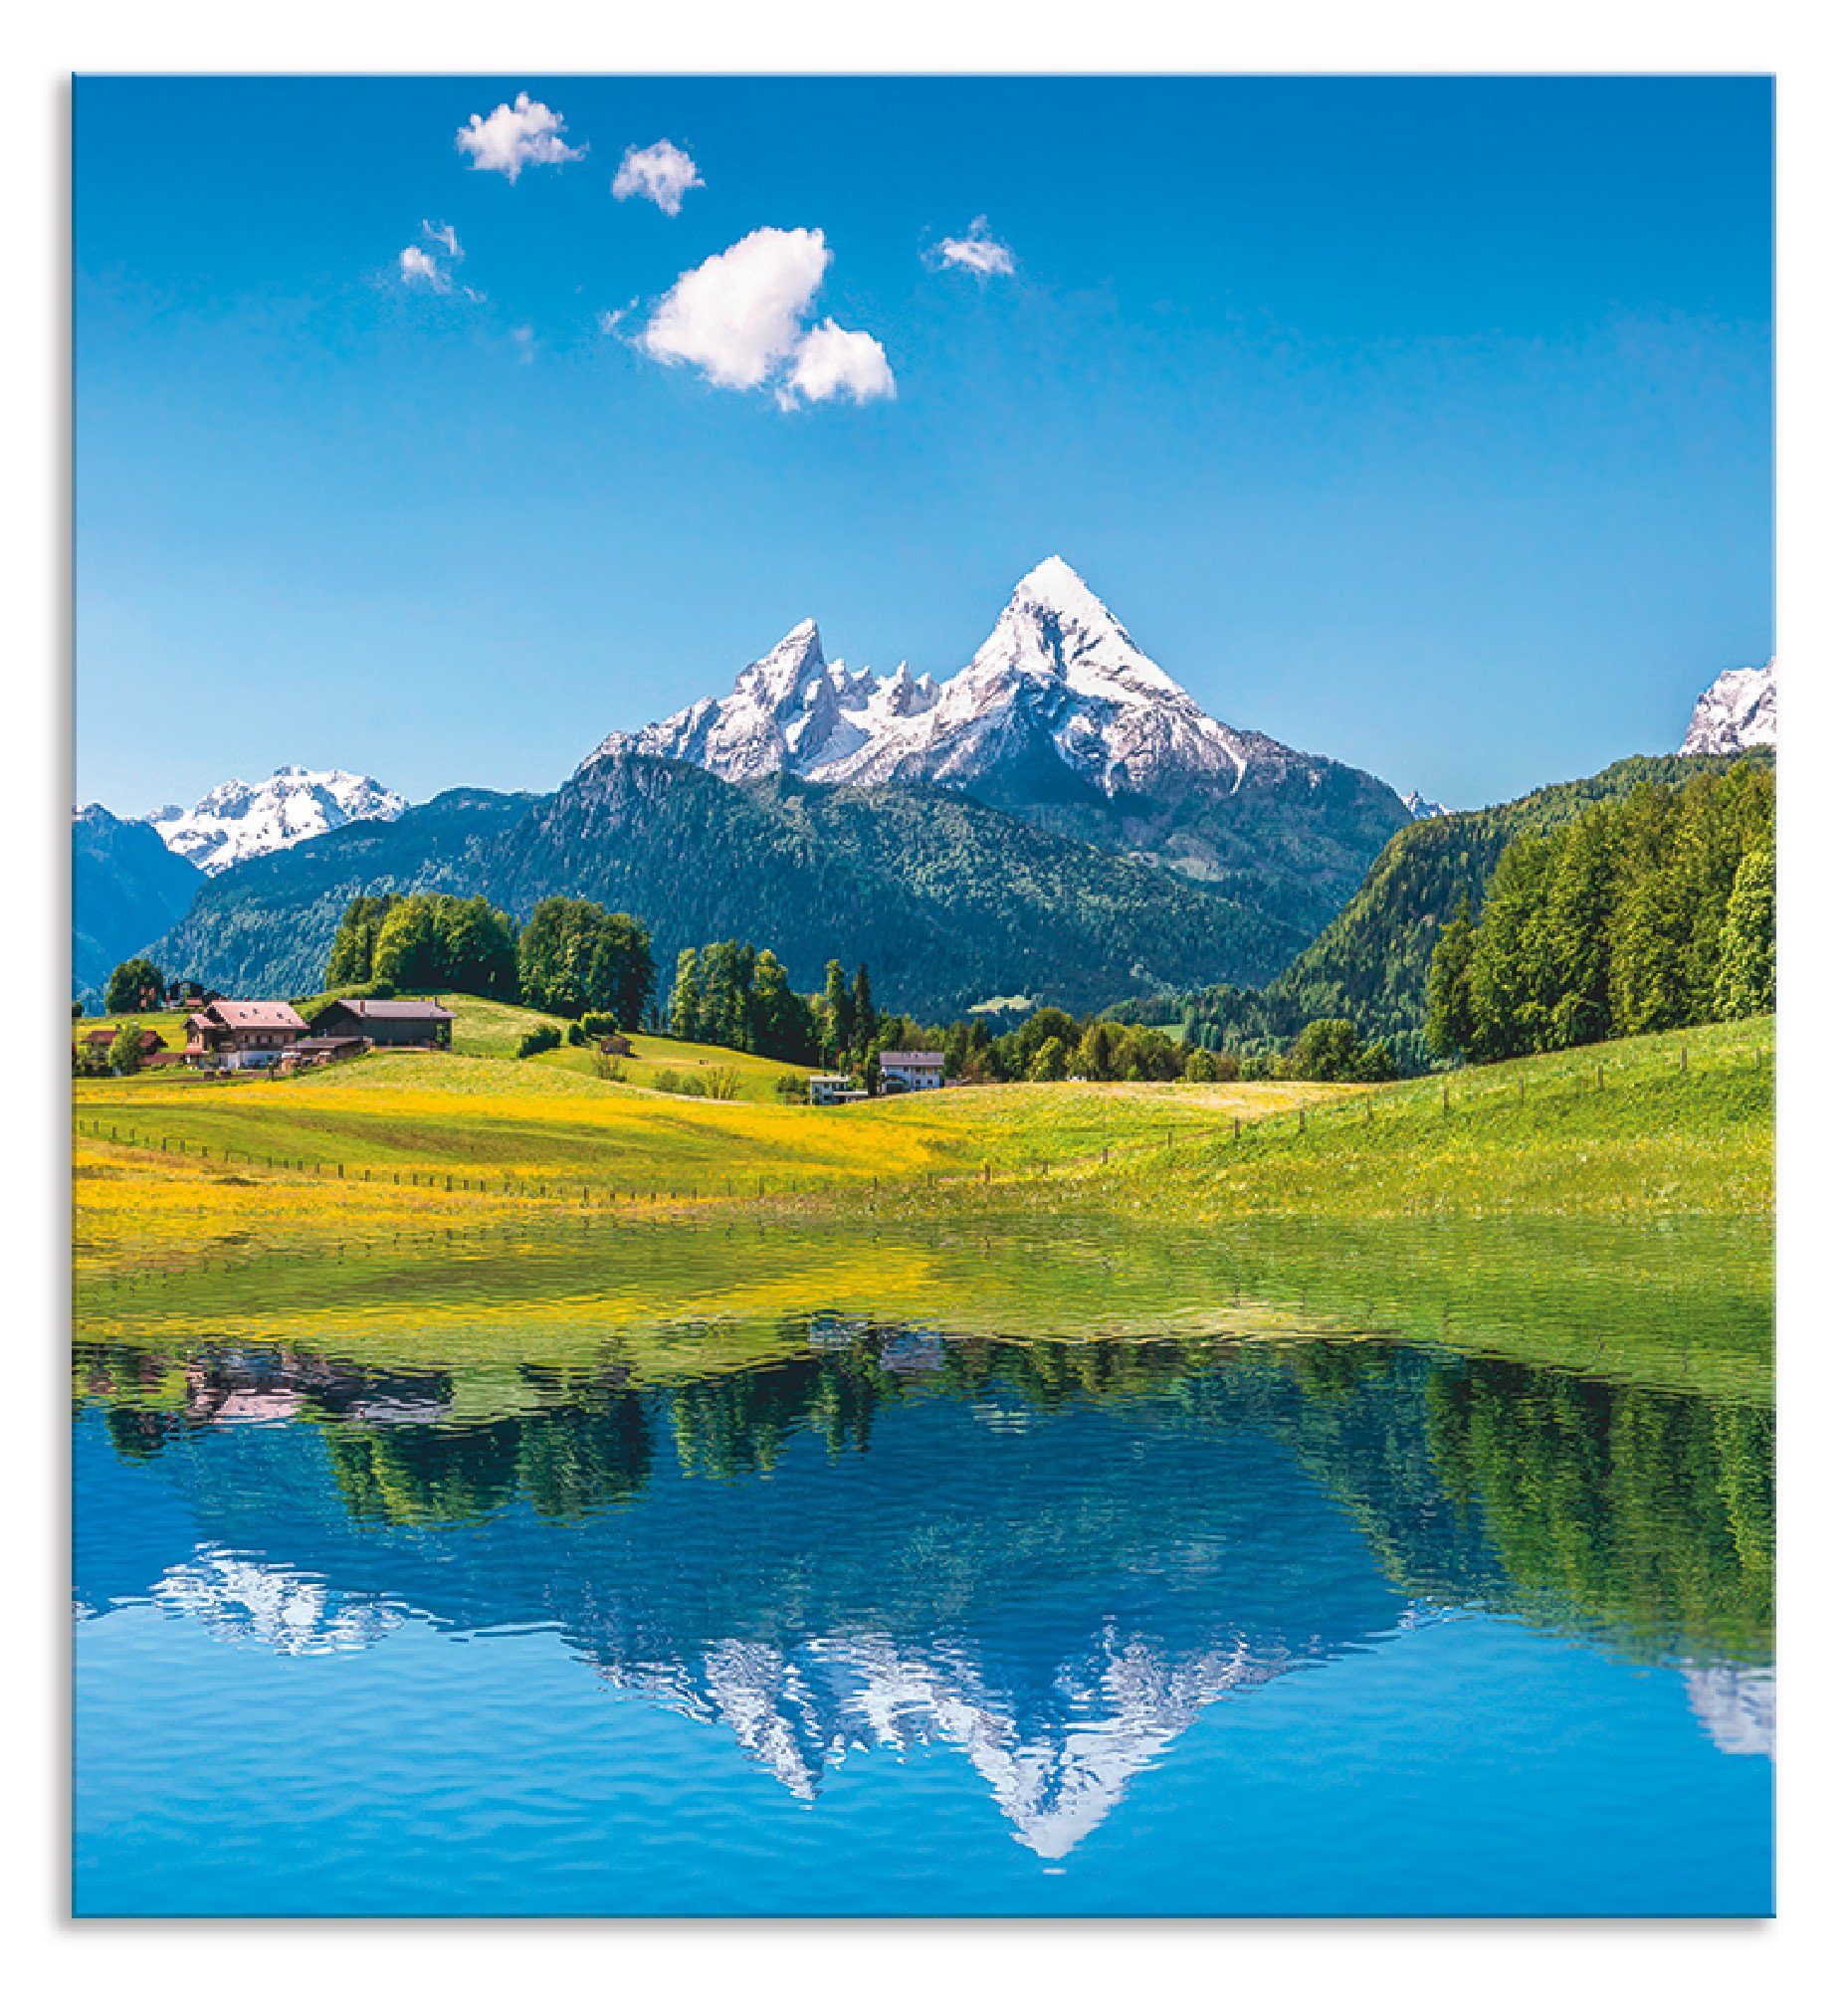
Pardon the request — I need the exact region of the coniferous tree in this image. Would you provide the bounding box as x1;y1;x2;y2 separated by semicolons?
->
516;897;654;1021
1424;900;1478;1064
1715;842;1775;1020
1424;761;1772;1064
849;963;876;1058
821;959;849;1067
667;948;703;1040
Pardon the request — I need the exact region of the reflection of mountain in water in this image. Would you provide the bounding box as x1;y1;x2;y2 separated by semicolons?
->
1683;1666;1776;1759
72;1329;1774;1853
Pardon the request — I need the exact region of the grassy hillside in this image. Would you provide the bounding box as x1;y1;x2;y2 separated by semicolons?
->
73;1002;1770;1278
441;993;814;1100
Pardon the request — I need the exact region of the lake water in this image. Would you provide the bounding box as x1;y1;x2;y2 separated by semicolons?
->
71;1217;1773;1917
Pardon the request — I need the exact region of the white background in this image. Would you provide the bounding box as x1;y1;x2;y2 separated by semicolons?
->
3;2;1842;1981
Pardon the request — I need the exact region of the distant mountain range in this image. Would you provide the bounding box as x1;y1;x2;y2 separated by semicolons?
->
73;568;1778;1017
104;560;1419;1013
147;765;409;875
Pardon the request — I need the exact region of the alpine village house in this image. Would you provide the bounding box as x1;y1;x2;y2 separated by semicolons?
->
181;997;455;1071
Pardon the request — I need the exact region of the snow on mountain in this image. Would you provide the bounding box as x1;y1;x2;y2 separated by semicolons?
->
1681;658;1776;756
146;766;409;875
584;555;1265;802
1398;790;1451;820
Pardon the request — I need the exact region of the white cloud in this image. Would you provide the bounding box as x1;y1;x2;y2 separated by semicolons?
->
398;221;470;295
512;325;536;366
640;226;830;390
398;244;448;291
638;226;894;410
597;304;632;336
456;93;585;181
612;140;703;216
934;217;1016;278
784;319;897;407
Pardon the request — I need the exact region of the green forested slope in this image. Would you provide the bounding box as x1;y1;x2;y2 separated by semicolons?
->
1113;751;1768;1069
151;755;1306;1018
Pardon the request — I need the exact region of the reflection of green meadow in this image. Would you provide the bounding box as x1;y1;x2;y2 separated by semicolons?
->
73;1209;1770;1403
74;1248;1773;1670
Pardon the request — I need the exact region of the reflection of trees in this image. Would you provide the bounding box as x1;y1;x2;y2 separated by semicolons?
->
72;1329;1775;1666
516;1392;652;1521
1421;1363;1774;1663
320;1419;524;1528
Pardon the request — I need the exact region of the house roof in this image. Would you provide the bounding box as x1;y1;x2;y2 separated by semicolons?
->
879;1050;945;1068
203;1001;308;1031
326;999;457;1021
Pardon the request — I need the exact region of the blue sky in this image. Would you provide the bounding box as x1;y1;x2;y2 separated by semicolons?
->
75;75;1773;816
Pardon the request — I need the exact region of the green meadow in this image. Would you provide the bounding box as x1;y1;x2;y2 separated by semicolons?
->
72;994;1769;1262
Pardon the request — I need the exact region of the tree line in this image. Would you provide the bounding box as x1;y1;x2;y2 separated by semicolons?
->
324;893;656;1029
1426;759;1773;1066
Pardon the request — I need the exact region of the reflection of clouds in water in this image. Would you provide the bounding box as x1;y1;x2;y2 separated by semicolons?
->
153;1548;406;1658
1683;1665;1776;1759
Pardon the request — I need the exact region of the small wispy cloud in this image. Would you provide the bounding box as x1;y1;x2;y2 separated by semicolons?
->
933;217;1016;279
511;325;537;366
456;93;585;181
397;221;475;298
611;139;703;216
399;244;447;290
597;303;634;337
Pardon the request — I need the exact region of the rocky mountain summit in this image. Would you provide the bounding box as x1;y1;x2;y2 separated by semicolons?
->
1681;658;1776;756
592;556;1291;805
586;556;1411;928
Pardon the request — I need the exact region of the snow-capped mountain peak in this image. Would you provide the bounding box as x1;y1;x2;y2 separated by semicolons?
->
1398;790;1450;821
146;765;408;875
1681;657;1776;756
978;553;1189;703
582;556;1257;802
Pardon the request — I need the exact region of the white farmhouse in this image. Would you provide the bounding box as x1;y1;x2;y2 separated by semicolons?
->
878;1050;945;1094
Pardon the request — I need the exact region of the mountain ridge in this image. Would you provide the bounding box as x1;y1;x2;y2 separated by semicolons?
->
148;764;409;875
152;758;1308;1019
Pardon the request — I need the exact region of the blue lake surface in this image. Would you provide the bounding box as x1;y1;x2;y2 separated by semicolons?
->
71;1222;1774;1917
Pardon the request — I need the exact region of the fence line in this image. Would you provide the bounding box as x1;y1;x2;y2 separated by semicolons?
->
73;1038;1772;1210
